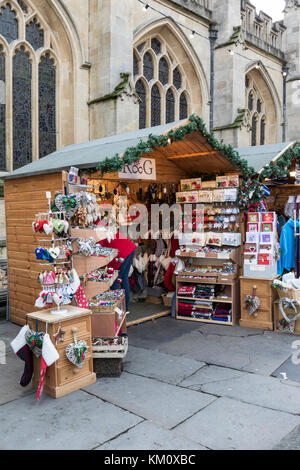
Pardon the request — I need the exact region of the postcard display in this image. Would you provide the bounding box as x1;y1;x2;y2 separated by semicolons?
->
175;176;241;326
244;212;278;279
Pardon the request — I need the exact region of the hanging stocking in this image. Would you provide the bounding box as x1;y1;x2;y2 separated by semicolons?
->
11;325;34;387
37;333;59;401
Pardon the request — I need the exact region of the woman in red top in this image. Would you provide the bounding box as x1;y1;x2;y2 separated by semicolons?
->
98;231;136;312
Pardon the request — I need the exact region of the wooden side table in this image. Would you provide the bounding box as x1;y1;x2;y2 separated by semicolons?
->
26;305;96;399
239;276;278;330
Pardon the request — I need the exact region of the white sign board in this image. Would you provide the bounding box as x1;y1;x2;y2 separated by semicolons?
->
118;158;156;180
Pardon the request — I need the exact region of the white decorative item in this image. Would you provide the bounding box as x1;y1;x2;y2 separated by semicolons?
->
51;293;68;315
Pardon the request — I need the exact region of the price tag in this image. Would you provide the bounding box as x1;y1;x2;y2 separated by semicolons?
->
46;191;51;199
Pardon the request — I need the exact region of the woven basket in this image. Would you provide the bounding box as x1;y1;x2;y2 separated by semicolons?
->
90;303;117;314
162;293;173;307
276;287;300;302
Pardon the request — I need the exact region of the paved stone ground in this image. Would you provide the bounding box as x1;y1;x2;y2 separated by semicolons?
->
1;317;300;450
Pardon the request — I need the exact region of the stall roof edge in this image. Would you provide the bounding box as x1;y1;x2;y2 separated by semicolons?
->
234;141;296;173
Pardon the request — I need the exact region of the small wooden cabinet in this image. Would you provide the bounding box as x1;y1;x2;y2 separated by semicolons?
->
240;276;278;330
27;306;96;399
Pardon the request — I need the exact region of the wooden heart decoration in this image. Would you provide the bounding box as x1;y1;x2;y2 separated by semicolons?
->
55;193;82;219
65;340;88;368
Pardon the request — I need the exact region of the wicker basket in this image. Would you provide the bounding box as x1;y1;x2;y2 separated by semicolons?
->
162;293;173;307
276;286;300;302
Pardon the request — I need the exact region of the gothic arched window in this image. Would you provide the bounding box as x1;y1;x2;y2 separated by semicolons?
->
13;46;32;170
39;54;56;158
0;3;18;43
246;73;267;146
26;18;44;50
166;88;175;124
135;79;146;129
0;46;5;170
134;36;190;128
143;52;154;81
0;1;58;171
180;92;188;120
151;84;161;127
159;57;169;85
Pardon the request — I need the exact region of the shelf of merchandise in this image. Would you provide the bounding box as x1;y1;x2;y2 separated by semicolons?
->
175;274;240;326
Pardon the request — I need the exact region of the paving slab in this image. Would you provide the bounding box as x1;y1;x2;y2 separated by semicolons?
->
201;372;300;414
97;421;207;450
272;356;300;383
273;425;300;450
84;372;217;429
128;317;201;350
175;397;300;450
0;390;142;450
178;365;246;391
157;330;294;375
197;324;263;337
123;346;205;385
0;352;34;405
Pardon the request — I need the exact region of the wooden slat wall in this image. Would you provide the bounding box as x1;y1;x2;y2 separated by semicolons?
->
5;172;66;325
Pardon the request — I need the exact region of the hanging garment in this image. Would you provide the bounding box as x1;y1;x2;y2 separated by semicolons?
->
278;218;300;275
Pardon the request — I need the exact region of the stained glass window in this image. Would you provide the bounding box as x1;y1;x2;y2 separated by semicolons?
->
159;57;169;85
248;92;254;111
39;54;56;158
133;52;139;76
137;42;146;53
260;118;266;145
143;52;154;81
166;88;175;124
180;92;188;120
173;66;182;90
26;18;44;50
0;46;5;170
151;84;161;127
17;0;28;13
136;79;146;129
257;99;262;113
246;76;250;88
13;46;32;169
251;115;257;146
0;4;18;43
151;38;161;55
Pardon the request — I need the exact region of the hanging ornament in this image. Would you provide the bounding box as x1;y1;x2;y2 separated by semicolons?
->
126;186;130;194
53;325;66;346
65;328;88;368
113;188;118;196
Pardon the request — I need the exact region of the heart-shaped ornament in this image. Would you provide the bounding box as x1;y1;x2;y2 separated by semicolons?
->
53;219;65;233
63;220;69;234
55;193;82;219
49;247;60;259
53;293;63;306
43;222;53;236
65;340;88;368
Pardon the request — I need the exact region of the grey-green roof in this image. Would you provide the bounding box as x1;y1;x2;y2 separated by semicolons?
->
234;141;295;173
3;120;187;180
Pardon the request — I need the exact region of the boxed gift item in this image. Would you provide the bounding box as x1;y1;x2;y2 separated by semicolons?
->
176;191;199;203
180;178;202;191
248;213;260;223
216;176;227;188
224;188;237;202
213;190;225;203
222;233;242;247
198;190;213;203
227;174;239;188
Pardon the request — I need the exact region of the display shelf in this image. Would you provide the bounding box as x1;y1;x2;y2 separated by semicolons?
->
176;315;235;326
83;270;119;300
177;296;232;303
70;227;112;242
73;249;118;277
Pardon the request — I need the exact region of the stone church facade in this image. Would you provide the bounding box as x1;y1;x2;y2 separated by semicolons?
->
0;0;299;176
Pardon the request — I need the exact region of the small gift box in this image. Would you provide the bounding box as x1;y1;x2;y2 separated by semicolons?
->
213;190;225;203
244;243;258;253
198;190;213;203
247;223;259;232
206;232;222;246
180;178;202;191
247;213;260;223
227;174;239;188
261;212;275;223
201;180;216;189
216;176;227;188
261;222;274;233
176;192;187;203
246;232;259;243
257;253;272;265
224;188;237;202
244;253;257;265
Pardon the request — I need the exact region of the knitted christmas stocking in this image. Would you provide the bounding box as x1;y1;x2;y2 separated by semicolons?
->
16;344;34;387
37;333;59;401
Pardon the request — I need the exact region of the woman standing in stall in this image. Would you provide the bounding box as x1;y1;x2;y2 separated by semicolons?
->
97;231;136;313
